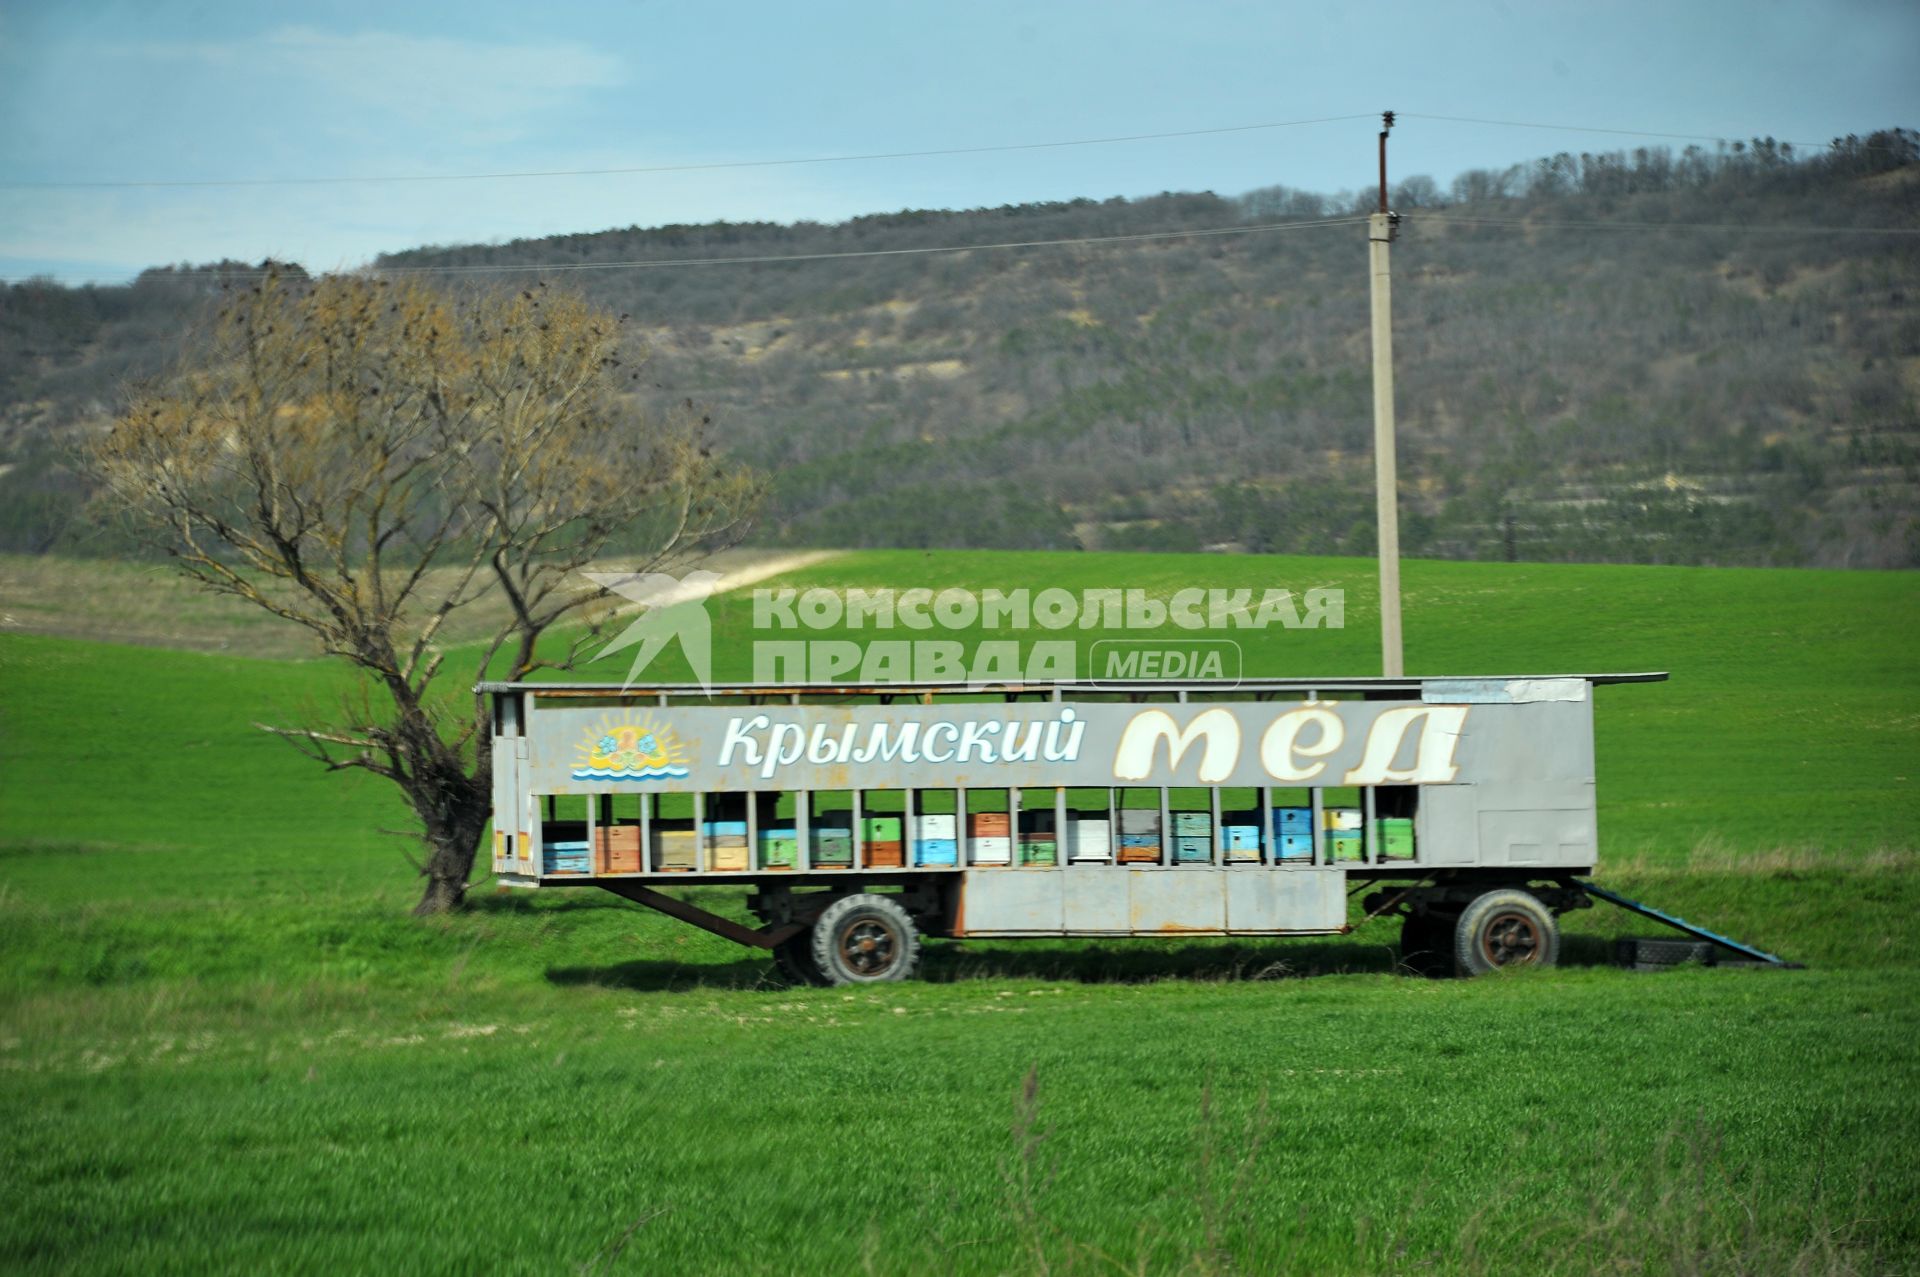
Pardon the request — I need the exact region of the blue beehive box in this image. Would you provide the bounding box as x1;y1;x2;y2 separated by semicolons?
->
1273;807;1312;835
1278;832;1313;859
1173;835;1211;863
543;838;591;874
1172;811;1212;837
915;838;958;866
702;820;748;837
1223;824;1261;850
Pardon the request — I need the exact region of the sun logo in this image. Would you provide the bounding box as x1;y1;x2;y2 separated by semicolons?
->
570;715;690;781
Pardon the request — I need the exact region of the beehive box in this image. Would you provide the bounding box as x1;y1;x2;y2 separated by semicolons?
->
1119;808;1162;835
1328;830;1363;860
1222;824;1261;861
759;833;798;869
702;820;748;838
915;838;958;867
1117;832;1161;863
710;837;750;872
812;829;854;866
864;839;905;868
970;835;1012;864
596;824;644;873
1069;817;1112;860
1173;835;1212;864
1172;811;1212;837
862;816;902;842
543;838;591;875
1018;839;1057;866
1273;807;1313;835
969;812;1011;837
914;813;957;840
1371;818;1414;859
1221;821;1262;850
1324;808;1363;832
1278;833;1314;860
652;826;699;871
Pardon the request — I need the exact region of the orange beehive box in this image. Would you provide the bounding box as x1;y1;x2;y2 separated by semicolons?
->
864;840;905;868
969;812;1011;836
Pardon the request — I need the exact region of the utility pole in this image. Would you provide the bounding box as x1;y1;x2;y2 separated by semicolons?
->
1369;110;1404;678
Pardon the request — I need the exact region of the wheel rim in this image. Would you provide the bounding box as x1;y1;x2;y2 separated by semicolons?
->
838;917;899;976
1479;910;1541;966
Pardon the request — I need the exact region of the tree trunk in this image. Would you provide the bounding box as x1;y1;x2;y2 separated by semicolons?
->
408;765;492;916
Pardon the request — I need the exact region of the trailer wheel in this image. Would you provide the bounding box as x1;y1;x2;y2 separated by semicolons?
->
1455;889;1559;975
809;893;922;985
1399;911;1457;977
773;933;826;987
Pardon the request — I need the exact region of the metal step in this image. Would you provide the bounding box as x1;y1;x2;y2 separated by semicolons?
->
1576;879;1797;968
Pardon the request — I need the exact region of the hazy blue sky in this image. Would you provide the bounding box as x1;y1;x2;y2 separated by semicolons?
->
2;0;1915;282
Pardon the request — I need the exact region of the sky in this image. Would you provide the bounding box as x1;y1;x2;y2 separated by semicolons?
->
1;0;1915;284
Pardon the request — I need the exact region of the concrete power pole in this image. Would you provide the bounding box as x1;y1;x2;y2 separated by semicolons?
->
1369;111;1404;678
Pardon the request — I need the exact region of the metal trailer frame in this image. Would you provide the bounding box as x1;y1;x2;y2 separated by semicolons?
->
480;673;1668;980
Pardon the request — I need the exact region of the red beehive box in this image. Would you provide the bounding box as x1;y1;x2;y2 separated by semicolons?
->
596;825;643;873
969;812;1011;837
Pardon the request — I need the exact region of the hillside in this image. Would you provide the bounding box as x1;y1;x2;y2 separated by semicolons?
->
2;130;1916;566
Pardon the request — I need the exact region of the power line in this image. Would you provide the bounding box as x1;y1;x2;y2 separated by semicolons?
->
0;216;1369;285
1400;112;1910;155
1416;213;1920;236
0;114;1374;191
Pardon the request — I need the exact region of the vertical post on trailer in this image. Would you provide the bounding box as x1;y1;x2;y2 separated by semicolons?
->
1209;782;1222;868
791;693;809;872
957;788;970;867
640;792;653;873
1370;110;1404;679
693;790;706;874
745;782;758;874
1010;784;1021;867
905;786;918;870
852;788;865;872
1362;785;1377;866
1056;786;1068;871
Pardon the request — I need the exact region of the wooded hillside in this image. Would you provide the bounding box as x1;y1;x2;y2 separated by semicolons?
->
4;130;1915;566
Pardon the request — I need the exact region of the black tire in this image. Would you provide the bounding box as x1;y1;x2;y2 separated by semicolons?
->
1399;910;1458;977
1455;889;1560;975
773;932;826;987
809;893;922;985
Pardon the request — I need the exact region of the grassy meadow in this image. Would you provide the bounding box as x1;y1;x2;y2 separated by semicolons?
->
0;549;1916;1273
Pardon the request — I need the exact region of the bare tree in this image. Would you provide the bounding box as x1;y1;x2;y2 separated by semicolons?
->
89;269;758;912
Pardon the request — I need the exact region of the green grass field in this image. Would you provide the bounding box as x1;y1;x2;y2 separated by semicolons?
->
1;549;1916;1273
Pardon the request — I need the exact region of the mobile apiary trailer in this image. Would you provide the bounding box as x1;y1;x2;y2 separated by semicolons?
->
482;673;1667;984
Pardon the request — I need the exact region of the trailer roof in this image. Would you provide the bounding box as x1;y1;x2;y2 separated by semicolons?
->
476;672;1668;695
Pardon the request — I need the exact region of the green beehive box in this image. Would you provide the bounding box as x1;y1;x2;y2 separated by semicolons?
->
861;816;902;842
1370;818;1414;858
760;837;798;868
1019;840;1057;866
1172;811;1213;837
1328;830;1363;861
812;828;853;865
